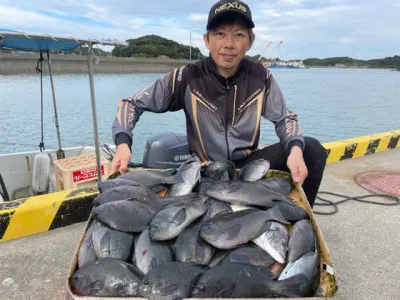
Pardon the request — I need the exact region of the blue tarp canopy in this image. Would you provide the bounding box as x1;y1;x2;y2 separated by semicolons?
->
0;35;81;51
0;29;125;51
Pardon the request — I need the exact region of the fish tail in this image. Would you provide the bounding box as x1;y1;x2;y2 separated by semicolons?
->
271;274;307;297
163;172;185;185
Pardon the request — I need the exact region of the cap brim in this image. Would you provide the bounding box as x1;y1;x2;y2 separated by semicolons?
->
207;11;255;30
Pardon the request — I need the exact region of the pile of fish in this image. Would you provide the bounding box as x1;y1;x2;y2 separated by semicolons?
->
70;156;320;299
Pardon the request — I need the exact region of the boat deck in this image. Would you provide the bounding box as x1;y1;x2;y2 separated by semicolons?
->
0;148;399;299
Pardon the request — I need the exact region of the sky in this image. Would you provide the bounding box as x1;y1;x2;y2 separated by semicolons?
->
0;0;399;60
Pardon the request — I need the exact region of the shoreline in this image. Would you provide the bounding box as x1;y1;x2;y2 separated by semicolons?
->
1;54;396;74
0;53;197;74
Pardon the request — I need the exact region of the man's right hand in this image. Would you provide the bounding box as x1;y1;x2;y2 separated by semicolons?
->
110;144;132;174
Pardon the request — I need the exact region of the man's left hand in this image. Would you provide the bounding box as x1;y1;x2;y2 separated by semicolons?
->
287;146;308;185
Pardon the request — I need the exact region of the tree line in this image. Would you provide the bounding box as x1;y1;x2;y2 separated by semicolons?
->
112;35;205;60
303;56;400;69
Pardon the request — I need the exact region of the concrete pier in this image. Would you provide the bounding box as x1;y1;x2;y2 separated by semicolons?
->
0;148;399;299
0;53;195;74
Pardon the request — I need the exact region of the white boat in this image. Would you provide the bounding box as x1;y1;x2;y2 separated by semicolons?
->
0;30;191;205
0;29;124;203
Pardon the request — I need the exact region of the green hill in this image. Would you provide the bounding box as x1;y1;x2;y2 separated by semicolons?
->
112;35;205;60
303;56;400;69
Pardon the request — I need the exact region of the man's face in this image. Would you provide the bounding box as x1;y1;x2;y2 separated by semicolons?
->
204;20;251;77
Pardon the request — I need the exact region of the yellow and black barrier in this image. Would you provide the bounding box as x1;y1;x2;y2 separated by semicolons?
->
0;186;98;242
322;130;400;164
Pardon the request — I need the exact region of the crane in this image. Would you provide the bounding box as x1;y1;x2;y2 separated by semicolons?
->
257;41;272;62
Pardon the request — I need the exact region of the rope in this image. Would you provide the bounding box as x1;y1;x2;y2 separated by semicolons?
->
36;51;45;152
313;191;400;215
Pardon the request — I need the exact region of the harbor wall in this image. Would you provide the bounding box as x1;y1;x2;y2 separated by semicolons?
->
0;53;197;74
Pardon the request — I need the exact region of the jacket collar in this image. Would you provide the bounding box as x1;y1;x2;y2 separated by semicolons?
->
207;55;245;86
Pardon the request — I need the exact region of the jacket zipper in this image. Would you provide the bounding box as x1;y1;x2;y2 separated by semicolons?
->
232;85;237;125
225;79;230;160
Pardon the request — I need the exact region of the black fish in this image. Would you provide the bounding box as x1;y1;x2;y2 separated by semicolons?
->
200;206;289;249
257;177;293;196
287;219;316;263
220;246;275;268
91;221;133;261
174;216;215;265
150;194;209;240
166;155;201;196
206;180;290;207
138;262;204;300
134;229;175;275
192;263;306;298
71;258;142;297
78;220;98;268
119;170;183;189
93;185;158;206
98;178;144;193
93;200;156;232
204;160;237;181
238;159;270;181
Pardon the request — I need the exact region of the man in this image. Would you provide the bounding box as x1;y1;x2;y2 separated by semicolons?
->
110;0;327;207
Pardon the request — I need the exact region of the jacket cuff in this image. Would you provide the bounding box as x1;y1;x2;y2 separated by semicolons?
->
285;140;304;157
115;133;132;152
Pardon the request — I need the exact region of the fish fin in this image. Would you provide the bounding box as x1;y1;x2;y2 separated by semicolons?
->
229;253;250;264
160;283;180;296
267;206;290;224
195;240;206;262
163;172;185;185
171;208;187;225
215;278;236;297
226;182;242;193
150;257;158;270
223;224;241;241
273;274;308;297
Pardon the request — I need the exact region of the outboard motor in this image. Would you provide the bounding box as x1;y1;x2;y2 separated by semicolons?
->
142;132;191;169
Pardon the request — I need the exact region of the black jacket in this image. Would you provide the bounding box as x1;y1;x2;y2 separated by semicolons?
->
112;57;304;163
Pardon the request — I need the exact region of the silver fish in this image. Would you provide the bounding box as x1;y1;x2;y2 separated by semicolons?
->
138;262;204;300
200;206;289;249
91;221;133;261
252;221;289;264
71;258;142;297
150;194;208;240
134;229;174;275
166;155;201;197
278;251;320;297
238;159;270;181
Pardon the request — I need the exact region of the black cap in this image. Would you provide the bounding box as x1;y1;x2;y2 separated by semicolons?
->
207;0;255;30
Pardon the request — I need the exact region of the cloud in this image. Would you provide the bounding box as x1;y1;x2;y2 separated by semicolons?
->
1;0;400;60
187;14;208;23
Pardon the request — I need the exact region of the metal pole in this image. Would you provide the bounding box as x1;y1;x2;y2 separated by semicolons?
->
46;51;65;159
189;32;192;60
87;43;103;183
